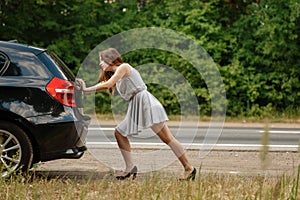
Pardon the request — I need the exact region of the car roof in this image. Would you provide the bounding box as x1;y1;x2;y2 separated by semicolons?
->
0;41;45;55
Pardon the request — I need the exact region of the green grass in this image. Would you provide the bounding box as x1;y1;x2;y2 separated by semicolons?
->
1;169;300;200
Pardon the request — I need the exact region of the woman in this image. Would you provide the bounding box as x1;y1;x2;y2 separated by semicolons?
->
76;48;196;180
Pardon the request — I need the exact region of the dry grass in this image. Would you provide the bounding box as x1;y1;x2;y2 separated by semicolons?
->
1;168;299;200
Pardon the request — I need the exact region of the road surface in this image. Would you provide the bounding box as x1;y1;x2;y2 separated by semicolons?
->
35;123;300;178
86;125;300;150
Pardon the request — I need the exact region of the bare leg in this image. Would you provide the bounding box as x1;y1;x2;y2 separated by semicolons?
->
114;129;134;172
151;123;194;177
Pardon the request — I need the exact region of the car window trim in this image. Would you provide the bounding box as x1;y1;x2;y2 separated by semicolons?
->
0;52;10;76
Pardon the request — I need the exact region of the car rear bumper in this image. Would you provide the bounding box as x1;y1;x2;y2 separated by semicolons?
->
37;119;90;161
28;107;91;162
46;145;88;160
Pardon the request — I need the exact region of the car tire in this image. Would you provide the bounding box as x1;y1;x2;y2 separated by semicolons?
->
0;121;33;178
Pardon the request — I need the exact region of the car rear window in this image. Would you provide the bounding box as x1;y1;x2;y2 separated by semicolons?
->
1;51;50;78
39;51;75;81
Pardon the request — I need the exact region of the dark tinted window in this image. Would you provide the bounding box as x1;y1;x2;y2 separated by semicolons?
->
38;51;75;81
47;51;75;81
2;51;50;77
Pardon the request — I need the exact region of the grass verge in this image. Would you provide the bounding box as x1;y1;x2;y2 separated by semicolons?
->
1;168;300;200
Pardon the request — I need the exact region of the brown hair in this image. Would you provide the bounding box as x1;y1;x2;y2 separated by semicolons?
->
99;48;123;94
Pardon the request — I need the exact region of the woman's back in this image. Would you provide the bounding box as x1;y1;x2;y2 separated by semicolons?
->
116;65;147;101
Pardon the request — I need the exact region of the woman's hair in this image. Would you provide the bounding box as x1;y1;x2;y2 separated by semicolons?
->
99;48;123;94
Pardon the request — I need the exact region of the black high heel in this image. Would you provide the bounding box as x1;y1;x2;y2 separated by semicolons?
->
116;166;138;180
179;167;196;181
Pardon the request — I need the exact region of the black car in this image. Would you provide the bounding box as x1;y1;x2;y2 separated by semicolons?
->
0;41;90;177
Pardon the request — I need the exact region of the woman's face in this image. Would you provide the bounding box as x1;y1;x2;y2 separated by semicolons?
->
99;57;109;71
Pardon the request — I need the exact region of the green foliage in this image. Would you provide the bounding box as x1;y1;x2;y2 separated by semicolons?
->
1;0;299;117
230;0;300;117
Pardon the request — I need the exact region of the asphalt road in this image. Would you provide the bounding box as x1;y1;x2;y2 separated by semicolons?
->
86;125;300;150
36;124;300;177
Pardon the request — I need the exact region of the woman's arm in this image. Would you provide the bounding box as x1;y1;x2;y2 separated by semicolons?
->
78;64;130;93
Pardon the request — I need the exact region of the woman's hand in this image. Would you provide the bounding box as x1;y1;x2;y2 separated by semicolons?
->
75;79;86;91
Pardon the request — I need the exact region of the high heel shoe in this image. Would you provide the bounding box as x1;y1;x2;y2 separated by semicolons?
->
116;166;138;180
179;167;196;181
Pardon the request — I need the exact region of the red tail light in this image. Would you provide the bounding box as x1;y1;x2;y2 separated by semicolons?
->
46;77;76;107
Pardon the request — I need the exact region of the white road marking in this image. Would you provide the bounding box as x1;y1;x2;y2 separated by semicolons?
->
88;127;300;134
86;141;299;149
88;127;115;131
258;130;300;134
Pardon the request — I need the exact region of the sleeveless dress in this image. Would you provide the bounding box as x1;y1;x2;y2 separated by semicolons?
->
115;65;168;136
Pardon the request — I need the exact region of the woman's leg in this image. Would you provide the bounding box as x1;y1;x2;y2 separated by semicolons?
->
151;123;194;176
114;129;135;172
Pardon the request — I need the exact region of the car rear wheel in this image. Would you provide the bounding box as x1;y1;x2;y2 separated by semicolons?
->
0;121;33;178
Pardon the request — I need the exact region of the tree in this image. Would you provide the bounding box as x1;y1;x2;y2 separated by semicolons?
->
1;0;299;117
229;0;300;116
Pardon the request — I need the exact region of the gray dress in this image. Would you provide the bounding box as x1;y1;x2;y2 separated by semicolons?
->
115;65;168;136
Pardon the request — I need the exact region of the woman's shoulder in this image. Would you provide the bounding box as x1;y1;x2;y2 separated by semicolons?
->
118;63;132;77
119;63;132;68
